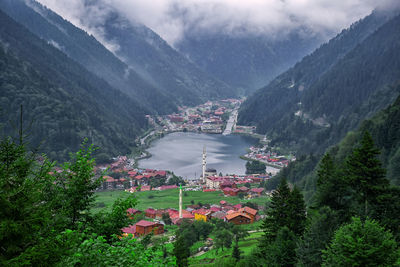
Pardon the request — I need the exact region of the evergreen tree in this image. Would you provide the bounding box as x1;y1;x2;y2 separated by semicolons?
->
173;236;190;267
0;138;55;263
232;242;241;262
296;207;341;267
262;178;306;244
314;153;350;212
264;227;298;267
344;131;388;217
322;217;399;266
262;178;292;243
370;186;400;241
288;186;307;237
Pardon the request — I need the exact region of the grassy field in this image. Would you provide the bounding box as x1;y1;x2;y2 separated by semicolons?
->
93;189;270;213
189;231;263;266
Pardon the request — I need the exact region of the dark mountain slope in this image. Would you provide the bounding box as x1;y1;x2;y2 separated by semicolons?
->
177;32;322;94
0;0;177;114
239;10;400;154
100;11;237;104
0;9;147;161
271;85;400;201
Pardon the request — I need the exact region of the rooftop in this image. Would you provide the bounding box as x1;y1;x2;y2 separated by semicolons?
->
225;212;252;221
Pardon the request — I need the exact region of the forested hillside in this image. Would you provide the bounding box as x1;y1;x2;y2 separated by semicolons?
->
0;0;238;110
0;10;147;162
0;0;178;114
270;87;400;201
239;10;400;154
177;32;322;94
100;11;237;104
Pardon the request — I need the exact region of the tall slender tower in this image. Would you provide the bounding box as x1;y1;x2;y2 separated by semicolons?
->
202;146;207;183
179;184;183;219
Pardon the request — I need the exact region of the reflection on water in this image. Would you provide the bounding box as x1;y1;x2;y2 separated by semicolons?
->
139;132;258;179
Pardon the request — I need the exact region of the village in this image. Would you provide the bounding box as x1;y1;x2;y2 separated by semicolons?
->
94;153;270;240
143;98;257;138
242;144;296;169
90;98;297;244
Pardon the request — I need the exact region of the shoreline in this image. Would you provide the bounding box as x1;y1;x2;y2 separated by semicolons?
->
239;155;283;170
135;129;276;175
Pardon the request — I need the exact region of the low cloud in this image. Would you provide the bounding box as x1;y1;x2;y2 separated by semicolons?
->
36;0;400;46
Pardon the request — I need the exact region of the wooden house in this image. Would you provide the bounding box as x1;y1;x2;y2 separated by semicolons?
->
239;207;258;223
225;212;252;225
134;220;164;236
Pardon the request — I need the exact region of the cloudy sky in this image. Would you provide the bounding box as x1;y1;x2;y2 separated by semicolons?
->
36;0;399;46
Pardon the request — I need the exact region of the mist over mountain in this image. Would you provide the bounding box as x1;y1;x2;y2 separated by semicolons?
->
36;0;395;96
239;9;400;154
0;0;179;114
176;32;322;93
98;10;237;103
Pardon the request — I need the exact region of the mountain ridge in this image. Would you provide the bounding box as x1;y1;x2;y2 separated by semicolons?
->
238;10;400;155
0;9;147;162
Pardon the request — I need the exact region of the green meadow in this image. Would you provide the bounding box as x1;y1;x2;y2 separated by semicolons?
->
189;231;263;266
93;189;269;212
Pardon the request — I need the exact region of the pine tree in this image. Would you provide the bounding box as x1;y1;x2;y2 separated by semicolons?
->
314;153;352;220
262;178;292;243
173;236;190;267
322;217;399;266
345;131;388;217
288;186;307;237
296;207;341;267
264;227;298;267
262;178;306;246
0;138;54;262
232;242;241;262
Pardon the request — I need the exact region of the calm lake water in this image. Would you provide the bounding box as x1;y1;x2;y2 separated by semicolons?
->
139;132;276;179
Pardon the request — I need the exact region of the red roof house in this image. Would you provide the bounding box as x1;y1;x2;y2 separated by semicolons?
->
145;208;156;218
225;212;252;225
122;225;136;236
127;208;141;217
233;204;242;211
250;188;264;196
135;220;164;236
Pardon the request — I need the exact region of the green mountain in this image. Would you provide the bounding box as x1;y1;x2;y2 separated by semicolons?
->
273;85;400;201
99;10;237;104
239;10;400;155
0;0;177;114
2;0;238;110
0;9;147;162
177;32;322;94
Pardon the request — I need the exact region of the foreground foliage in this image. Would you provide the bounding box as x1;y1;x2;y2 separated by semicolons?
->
0;137;174;266
322;217;399;267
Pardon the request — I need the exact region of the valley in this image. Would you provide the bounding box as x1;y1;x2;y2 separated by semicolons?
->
1;0;400;266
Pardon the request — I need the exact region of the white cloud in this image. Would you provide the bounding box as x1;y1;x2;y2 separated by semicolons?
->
36;0;400;46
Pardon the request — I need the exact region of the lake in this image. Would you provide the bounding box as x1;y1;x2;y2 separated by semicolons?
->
139;132;278;179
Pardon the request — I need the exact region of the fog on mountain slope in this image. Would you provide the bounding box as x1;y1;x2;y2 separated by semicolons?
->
239;9;400;155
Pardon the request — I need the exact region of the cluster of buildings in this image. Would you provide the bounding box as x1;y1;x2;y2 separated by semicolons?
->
233;125;257;135
243;145;295;168
121;198;260;238
151;99;241;134
205;175;266;197
96;156;170;190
